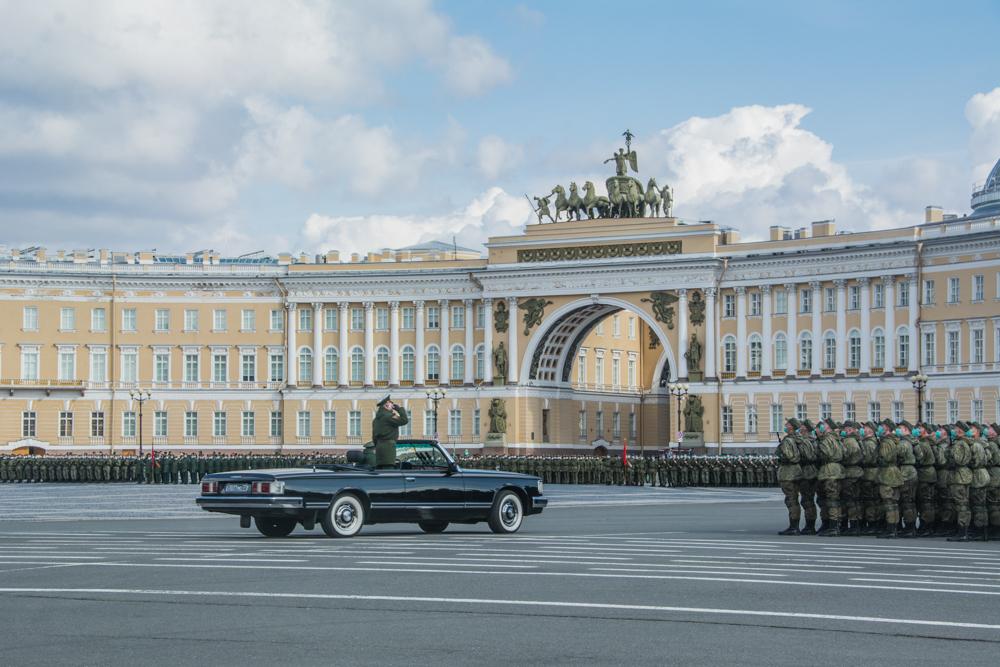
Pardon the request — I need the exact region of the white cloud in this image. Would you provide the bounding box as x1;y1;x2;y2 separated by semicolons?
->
966;86;1000;183
300;187;531;256
476;135;524;179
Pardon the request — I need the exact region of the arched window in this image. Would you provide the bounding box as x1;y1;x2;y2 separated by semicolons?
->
748;334;762;372
774;332;788;370
896;327;910;368
722;335;736;373
401;345;415;382
350;346;364;383
475;344;485;381
848;329;861;369
823;331;836;370
872;328;885;369
324;347;338;383
450;344;465;381
799;332;812;371
426;345;440;381
298;347;313;382
375;346;389;382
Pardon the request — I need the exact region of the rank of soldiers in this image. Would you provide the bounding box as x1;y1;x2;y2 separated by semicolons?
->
776;418;1000;542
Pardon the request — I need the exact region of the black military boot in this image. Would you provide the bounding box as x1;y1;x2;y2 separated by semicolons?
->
861;520;881;536
915;523;934;538
778;523;800;536
979;527;990;542
844;521;861;537
817;523;840;537
899;522;917;538
800;521;817;535
947;527;972;542
877;522;898;539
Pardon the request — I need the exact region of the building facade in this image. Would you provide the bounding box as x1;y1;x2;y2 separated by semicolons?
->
3;163;1000;455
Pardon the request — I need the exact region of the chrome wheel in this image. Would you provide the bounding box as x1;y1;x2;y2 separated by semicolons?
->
322;494;365;538
488;490;524;534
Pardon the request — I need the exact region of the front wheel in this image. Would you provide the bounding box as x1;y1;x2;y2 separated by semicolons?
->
418;521;449;534
254;516;296;538
488;490;524;534
322;494;365;538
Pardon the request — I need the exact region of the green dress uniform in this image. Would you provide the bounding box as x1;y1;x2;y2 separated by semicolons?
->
372;401;409;467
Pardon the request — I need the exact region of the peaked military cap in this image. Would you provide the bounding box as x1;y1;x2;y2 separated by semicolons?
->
377;395;392;407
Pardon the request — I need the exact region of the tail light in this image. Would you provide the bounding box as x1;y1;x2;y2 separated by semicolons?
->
201;481;219;494
251;481;285;495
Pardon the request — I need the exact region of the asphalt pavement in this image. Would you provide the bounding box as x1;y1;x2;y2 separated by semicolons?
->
1;483;998;666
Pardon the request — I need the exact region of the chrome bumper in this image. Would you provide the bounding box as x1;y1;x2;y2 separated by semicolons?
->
196;495;304;511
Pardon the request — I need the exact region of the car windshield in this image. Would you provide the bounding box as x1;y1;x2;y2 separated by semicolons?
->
395;443;451;469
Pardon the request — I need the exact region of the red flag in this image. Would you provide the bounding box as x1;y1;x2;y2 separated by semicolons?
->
622;438;630;467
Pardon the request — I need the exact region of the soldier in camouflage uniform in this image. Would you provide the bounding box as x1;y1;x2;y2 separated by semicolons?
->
795;421;819;535
913;423;939;537
946;423;974;542
777;420;802;535
815;419;844;537
876;420;903;538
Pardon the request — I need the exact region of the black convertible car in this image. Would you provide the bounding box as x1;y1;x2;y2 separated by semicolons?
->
196;439;547;537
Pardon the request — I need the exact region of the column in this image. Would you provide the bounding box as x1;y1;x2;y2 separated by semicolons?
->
834;280;846;375
414;301;425;385
785;283;797;373
810;281;822;375
735;287;747;377
859;278;871;373
389;301;400;386
704;288;717;379
761;285;772;377
463;299;474;384
338;302;349;386
439;299;450;384
286;303;297;387
883;277;895;371
483;298;494;384
363;301;374;386
507;297;519;384
677;289;688;379
311;302;323;387
907;275;918;372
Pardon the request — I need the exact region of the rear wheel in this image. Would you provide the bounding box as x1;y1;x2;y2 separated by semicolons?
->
322;494;365;538
418;520;449;534
254;516;296;538
488;490;524;534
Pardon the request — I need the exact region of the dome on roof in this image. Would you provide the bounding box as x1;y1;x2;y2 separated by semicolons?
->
971;156;1000;217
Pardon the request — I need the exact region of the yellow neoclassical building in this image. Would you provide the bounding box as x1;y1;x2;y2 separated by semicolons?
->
3;161;1000;455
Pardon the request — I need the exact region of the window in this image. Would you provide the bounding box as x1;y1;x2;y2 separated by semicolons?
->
722;336;736;373
873;283;884;308
402;346;415;382
577;351;587;384
213;309;227;331
427;306;440;329
898;281;910;307
595;350;605;386
154;411;167;437
972;328;984;364
377;307;389;331
23;306;38;331
578;410;587;438
242;411;255;437
297;411;311;438
973;275;984;302
869;401;881;422
612;315;621;337
184;309;199;331
723;294;735;318
350;307;363;331
298;308;312;332
922;330;936;366
121;308;137;332
448;409;462;436
775;289;787;315
451;305;464;329
848;331;861;369
972;399;984;423
892;401;904;423
426;346;440;381
298;347;313;383
594;321;604;335
91;308;107;332
946;330;960;365
612;412;621;438
796;403;808;421
450;345;464;381
800;288;812;313
213;411;227;438
947;400;958;424
923;279;935;305
185;411;198;438
270;411;283;438
399;415;412;436
844;402;856;422
745;405;758;433
91;411;105;438
848;285;860;310
476;345;486;381
629;412;637;439
376;347;390;382
212;351;228;383
824;287;835;312
349;410;362;437
269;350;284;382
774;333;787;370
155;309;170;331
90;348;107;382
401;307;415;330
474;408;481;437
241;309;256;332
947;277;960;304
324;348;338;383
324;307;338;331
748;335;762;372
60;307;76;331
627;356;636;387
721;406;733;434
749;291;761;316
611;353;620;386
270;309;284;331
873;329;885;368
596;410;604;436
241;351;256;382
351;347;364;383
819;402;832;420
476;304;486;329
184;351;199;383
22;411;36;438
897;332;910;368
423;409;437;437
323;411;336;438
58;348;75;380
823;333;836;370
627;317;636;339
121;349;138;383
56;411;74;438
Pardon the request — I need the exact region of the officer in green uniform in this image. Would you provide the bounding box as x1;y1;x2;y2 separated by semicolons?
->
372;396;408;468
777;419;803;535
796;421;819;534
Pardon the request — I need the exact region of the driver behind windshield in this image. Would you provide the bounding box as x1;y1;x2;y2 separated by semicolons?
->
373;396;409;469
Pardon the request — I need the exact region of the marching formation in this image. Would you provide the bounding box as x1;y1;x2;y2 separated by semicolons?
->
776;418;1000;542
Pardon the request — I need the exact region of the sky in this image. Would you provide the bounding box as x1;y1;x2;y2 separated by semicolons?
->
0;0;998;257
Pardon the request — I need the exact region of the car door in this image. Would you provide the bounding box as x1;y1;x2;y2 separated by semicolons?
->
365;470;408;522
398;443;466;521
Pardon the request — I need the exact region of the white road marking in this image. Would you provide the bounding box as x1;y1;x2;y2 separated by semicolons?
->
156;558;309;563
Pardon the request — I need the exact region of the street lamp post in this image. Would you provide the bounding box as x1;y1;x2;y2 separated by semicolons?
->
128;388;152;456
426;387;446;450
667;383;689;449
910;373;929;423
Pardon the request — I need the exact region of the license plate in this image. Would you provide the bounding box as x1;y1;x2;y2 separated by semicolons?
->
223;483;250;494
